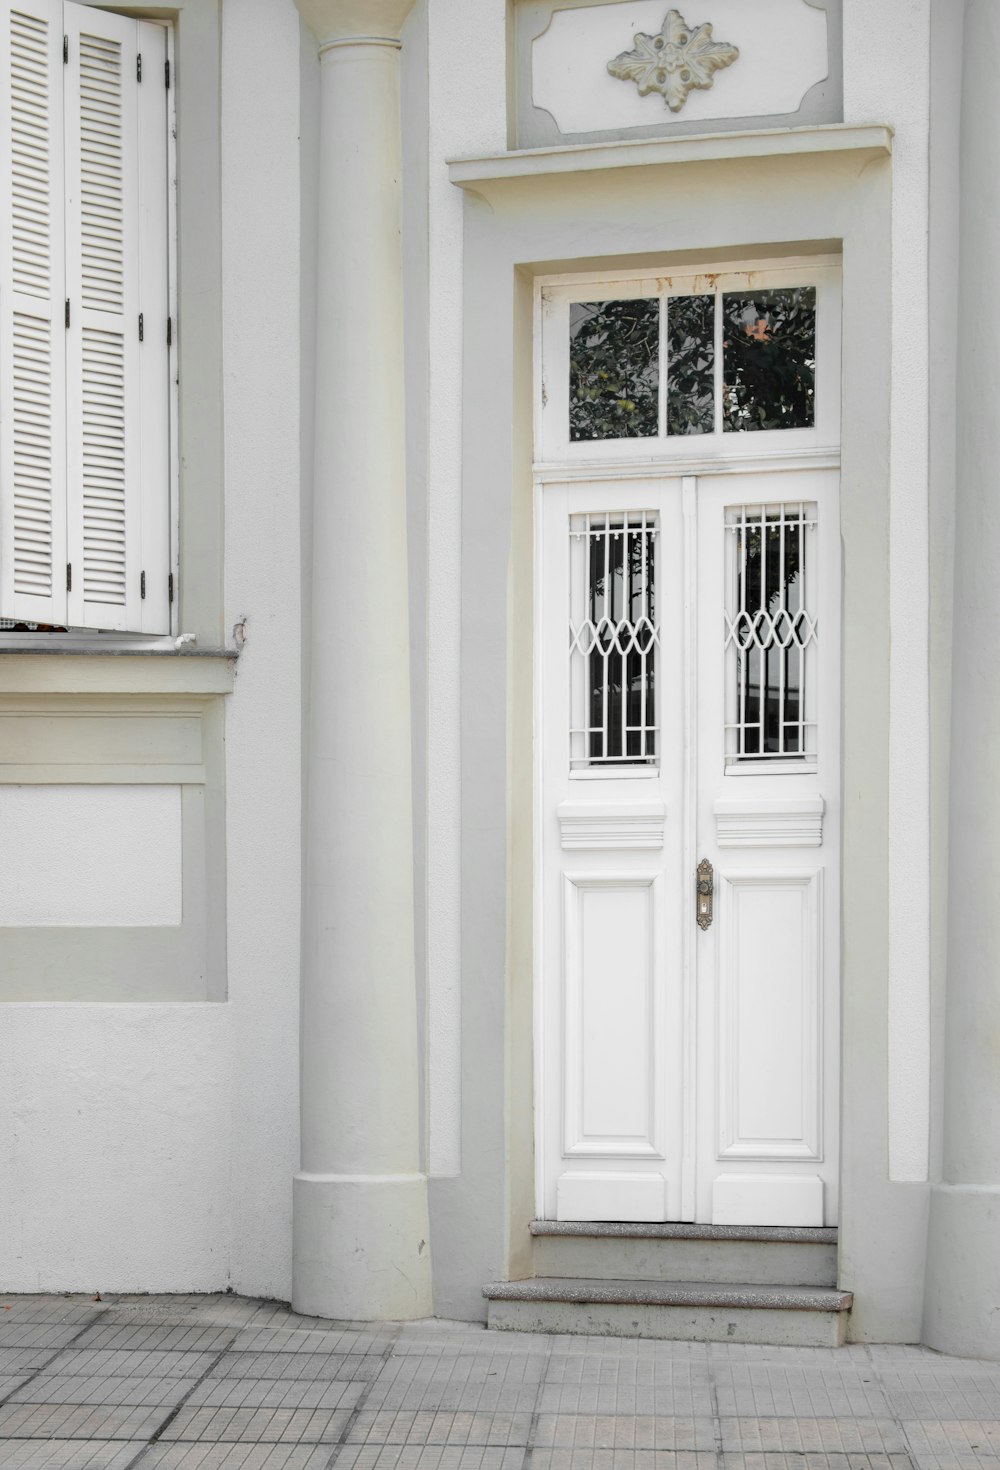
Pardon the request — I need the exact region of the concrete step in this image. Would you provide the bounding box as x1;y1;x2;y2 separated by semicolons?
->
483;1276;853;1346
530;1220;838;1287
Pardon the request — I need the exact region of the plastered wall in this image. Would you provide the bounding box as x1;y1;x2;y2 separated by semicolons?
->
0;0;303;1299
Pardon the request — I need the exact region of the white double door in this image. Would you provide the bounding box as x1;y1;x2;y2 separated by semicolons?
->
537;468;840;1226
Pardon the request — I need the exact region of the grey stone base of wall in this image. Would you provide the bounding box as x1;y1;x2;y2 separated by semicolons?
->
923;1183;1000;1359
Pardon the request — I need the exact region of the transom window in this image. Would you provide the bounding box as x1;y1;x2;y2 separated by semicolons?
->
539;263;840;462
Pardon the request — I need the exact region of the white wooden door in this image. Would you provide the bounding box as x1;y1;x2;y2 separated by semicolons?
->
537;468;840;1225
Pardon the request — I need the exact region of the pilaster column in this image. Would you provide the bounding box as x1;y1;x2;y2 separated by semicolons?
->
924;0;1000;1360
292;0;431;1320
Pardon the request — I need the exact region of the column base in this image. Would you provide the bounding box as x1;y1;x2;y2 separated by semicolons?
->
924;1183;1000;1359
292;1171;432;1320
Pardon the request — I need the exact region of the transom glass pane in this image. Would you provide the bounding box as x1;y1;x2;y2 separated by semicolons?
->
569;511;658;769
569;299;659;441
724;503;818;764
564;282;822;441
666;294;715;436
722;287;816;432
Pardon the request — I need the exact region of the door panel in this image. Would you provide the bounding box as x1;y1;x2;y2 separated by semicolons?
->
694;470;840;1225
539;480;685;1223
537;469;840;1225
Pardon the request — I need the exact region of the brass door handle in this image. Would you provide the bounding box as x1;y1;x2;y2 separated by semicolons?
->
696;858;714;930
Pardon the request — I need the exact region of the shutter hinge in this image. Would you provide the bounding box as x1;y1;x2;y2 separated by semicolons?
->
167;316;173;348
168;572;174;605
64;298;70;328
140;570;146;600
138;312;144;343
66;562;72;592
136;52;142;82
165;58;171;89
63;34;68;63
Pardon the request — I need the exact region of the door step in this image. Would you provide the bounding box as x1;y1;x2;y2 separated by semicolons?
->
483;1276;852;1346
530;1220;838;1287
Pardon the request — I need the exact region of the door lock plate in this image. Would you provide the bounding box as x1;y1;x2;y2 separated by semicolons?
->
696;858;714;930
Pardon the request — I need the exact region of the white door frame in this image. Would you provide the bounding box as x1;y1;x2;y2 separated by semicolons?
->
533;260;842;1225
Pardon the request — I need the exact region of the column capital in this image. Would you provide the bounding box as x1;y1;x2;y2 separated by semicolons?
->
294;0;416;49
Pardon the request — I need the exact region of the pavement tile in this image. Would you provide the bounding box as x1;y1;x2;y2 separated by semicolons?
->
0;1298;105;1326
535;1379;713;1419
228;1329;392;1357
75;1324;237;1353
529;1452;717;1470
0;1374;32;1398
0;1323;92;1350
718;1419;906;1453
140;1448;337;1468
96;1295;272;1328
887;1391;1000;1421
335;1449;527;1470
8;1372;199;1407
187;1379;364;1412
712;1367;892;1419
719;1457;912;1470
532;1415;715;1450
0;1441;145;1468
210;1352;384;1382
0;1401;166;1438
362;1355;545;1415
162;1404;352;1443
902;1419;1000;1468
44;1348;222;1379
345;1410;533;1446
0;1348;60;1375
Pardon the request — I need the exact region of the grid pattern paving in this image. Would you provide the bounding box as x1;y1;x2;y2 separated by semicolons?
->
0;1296;996;1470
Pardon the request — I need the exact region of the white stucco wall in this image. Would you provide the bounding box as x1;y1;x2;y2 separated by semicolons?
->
220;0;303;1301
842;0;932;1185
425;0;507;1177
0;0;302;1298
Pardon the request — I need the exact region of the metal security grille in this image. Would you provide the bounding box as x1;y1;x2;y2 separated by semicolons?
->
569;511;659;769
724;502;818;764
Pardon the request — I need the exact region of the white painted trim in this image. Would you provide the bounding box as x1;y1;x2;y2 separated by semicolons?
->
712;1173;824;1227
448;122;893;186
714;796;825;848
534;449;841;482
557;800;666;849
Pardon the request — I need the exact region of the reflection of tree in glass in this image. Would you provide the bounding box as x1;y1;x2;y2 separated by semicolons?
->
570;299;659;441
723;288;815;432
667;295;714;436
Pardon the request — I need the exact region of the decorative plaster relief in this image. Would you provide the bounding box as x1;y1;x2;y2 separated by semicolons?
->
607;9;738;113
532;0;829;136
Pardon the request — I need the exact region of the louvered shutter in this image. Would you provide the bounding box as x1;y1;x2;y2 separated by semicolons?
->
63;4;170;632
0;0;67;625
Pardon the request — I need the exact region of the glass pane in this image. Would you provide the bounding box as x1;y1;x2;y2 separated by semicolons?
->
666;294;715;435
569;299;659;441
569;511;658;769
724;503;818;764
722;287;816;432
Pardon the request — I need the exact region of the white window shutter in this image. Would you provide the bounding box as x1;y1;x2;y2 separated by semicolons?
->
0;0;67;626
64;2;168;633
135;18;170;635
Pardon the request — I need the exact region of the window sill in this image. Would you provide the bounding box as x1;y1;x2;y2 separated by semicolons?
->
0;647;237;695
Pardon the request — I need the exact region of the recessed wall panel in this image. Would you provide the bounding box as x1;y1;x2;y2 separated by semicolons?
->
0;784;182;926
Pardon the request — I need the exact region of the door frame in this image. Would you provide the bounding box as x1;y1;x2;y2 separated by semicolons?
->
531;260;843;1224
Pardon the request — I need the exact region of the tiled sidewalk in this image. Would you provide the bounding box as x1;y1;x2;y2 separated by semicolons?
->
0;1294;997;1469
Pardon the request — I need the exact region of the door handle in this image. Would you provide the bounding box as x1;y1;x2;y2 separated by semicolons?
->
696;858;714;930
